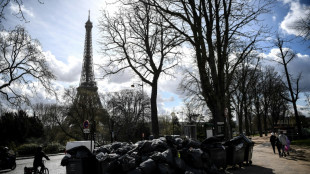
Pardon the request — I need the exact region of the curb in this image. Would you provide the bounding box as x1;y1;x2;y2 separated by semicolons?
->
16;153;65;160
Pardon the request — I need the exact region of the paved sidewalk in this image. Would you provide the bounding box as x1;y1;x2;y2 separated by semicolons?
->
223;135;310;174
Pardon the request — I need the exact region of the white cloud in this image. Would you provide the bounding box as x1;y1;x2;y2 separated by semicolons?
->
44;51;82;83
280;0;310;37
10;3;34;17
262;48;310;91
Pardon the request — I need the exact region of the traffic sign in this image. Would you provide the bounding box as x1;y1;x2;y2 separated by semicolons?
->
83;128;90;133
83;120;89;129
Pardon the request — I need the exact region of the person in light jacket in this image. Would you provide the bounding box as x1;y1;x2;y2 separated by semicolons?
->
278;131;288;157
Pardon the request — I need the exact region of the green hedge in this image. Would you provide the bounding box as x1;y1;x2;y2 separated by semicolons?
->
17;143;39;156
17;143;64;156
44;143;64;154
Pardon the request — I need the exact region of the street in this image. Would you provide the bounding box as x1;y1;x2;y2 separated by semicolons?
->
0;155;66;174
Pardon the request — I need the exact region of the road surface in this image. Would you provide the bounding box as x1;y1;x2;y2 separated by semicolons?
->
0;155;66;174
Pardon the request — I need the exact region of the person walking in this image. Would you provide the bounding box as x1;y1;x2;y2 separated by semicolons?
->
285;136;291;156
275;137;282;157
270;132;276;154
278;131;288;157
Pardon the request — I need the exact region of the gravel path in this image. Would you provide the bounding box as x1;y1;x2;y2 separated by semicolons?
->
222;135;310;174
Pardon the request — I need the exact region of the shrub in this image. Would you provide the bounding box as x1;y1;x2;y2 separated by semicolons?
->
17;143;39;156
44;143;64;154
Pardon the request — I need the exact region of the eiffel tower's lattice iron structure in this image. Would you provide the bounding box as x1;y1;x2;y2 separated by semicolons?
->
75;11;103;117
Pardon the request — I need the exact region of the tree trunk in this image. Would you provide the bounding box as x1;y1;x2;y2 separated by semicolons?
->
209;102;225;137
263;105;268;136
256;101;263;137
150;79;159;138
283;63;302;137
244;104;250;136
238;102;244;135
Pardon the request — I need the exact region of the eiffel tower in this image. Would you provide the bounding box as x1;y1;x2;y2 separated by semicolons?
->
73;11;103;136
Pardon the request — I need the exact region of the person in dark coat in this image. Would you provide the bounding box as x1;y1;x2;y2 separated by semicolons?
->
270;132;276;154
33;146;50;172
275;137;282;157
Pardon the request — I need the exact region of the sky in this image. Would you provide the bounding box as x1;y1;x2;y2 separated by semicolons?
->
1;0;310;118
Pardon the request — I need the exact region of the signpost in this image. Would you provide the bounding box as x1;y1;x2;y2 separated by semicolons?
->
83;120;89;129
83;120;90;134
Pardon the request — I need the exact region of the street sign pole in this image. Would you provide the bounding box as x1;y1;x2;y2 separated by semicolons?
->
83;120;90;140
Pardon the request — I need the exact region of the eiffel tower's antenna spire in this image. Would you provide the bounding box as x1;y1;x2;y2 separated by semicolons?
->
88;10;90;21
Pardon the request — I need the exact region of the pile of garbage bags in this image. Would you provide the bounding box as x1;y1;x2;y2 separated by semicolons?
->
61;135;253;174
95;137;222;174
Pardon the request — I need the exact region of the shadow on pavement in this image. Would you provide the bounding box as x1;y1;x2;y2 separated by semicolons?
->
223;165;275;174
284;149;310;162
0;169;12;173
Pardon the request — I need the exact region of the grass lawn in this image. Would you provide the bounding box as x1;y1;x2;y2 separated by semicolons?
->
291;139;310;146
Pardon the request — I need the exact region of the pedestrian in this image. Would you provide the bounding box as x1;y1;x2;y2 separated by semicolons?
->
275;137;282;157
33;146;50;173
285;136;291;155
278;131;288;157
270;132;276;154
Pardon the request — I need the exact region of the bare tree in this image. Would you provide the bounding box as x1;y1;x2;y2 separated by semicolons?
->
179;69;207;109
59;87;109;140
144;0;272;138
290;11;310;45
231;54;260;135
274;36;303;137
105;89;151;142
0;26;54;106
0;0;43;25
99;1;183;138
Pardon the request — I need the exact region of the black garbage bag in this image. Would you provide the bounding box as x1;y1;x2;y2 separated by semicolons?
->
105;159;122;173
174;156;187;171
116;145;134;155
182;148;204;169
127;168;142;174
111;142;124;151
139;159;157;174
137;141;153;154
185;168;207;174
174;138;184;149
96;152;120;163
96;145;111;154
66;146;92;158
60;154;70;166
183;139;201;149
119;154;136;172
96;152;109;161
158;163;175;174
108;153;120;162
151;139;168;152
162;149;174;165
150;152;166;163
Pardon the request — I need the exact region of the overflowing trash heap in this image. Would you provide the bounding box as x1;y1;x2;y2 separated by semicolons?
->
62;135;254;174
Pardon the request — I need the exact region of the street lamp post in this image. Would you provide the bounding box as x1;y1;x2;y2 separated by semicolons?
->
131;81;144;139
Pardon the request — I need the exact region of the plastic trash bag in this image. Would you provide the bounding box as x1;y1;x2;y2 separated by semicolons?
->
139;159;157;174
